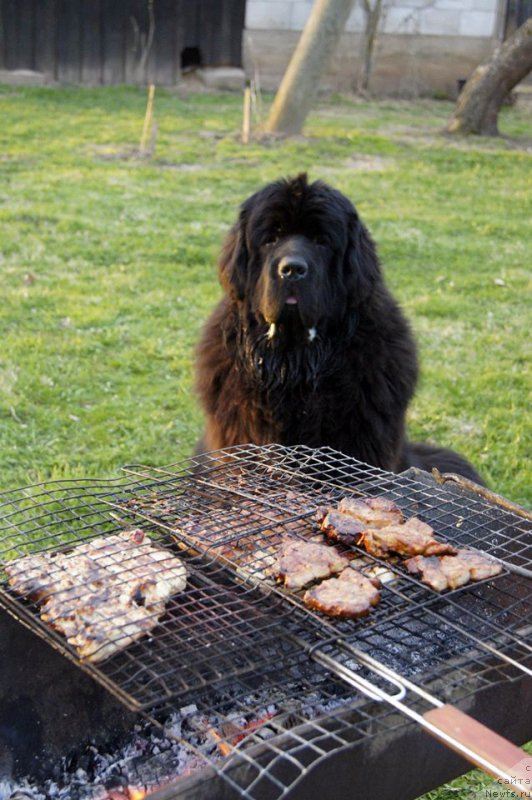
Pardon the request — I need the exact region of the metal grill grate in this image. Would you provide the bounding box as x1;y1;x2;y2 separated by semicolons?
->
105;445;531;680
1;444;530;799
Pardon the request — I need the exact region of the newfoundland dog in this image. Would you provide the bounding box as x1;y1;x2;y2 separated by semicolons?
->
195;173;483;484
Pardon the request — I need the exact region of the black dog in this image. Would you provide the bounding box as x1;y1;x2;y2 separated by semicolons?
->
195;174;483;484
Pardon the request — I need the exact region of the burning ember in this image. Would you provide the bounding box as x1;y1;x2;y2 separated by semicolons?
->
2;670;353;800
105;789;146;800
0;709;205;800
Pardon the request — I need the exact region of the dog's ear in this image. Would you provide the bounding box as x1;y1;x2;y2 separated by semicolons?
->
343;211;381;303
218;209;248;302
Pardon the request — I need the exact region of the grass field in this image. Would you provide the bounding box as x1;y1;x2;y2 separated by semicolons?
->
1;85;530;505
0;82;530;800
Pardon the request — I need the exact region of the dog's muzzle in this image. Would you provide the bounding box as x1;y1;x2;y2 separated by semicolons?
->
261;236;322;342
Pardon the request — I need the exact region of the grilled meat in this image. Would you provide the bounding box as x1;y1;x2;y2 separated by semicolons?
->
338;496;404;527
317;496;404;545
5;529;187;662
304;568;381;618
404;554;469;591
174;501;290;561
275;537;348;591
42;591;168;662
175;517;284;584
318;509;366;546
360;517;456;558
405;549;502;591
453;549;503;581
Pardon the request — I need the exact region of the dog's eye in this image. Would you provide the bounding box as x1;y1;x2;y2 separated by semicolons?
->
264;230;282;246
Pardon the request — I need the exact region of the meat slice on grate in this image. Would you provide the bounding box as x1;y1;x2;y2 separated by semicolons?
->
405;549;502;591
174;501;288;563
337;496;404;527
5;529;187;662
360;517;456;559
317;509;367;546
453;549;503;581
274;537;349;591
304;568;381;618
317;496;404;545
404;554;469;591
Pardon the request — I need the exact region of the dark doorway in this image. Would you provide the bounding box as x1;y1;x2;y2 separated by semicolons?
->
181;46;202;72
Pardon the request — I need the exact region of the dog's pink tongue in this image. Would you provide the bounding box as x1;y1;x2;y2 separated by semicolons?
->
286;296;298;305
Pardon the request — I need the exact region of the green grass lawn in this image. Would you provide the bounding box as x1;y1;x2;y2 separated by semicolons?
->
1;86;529;505
0;83;530;799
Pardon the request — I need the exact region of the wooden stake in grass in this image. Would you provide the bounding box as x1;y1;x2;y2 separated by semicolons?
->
140;83;156;155
242;82;252;144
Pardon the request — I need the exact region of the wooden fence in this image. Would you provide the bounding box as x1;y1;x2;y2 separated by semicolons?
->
0;0;246;84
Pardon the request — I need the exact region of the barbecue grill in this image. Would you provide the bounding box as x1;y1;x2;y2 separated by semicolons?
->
0;444;530;800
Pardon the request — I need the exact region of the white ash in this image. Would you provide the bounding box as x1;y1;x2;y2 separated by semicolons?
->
3;717;203;800
5;667;359;800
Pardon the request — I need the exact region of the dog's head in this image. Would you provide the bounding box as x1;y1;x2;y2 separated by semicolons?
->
218;174;381;341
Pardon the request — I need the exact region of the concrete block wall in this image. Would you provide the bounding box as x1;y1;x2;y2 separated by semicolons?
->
244;0;502;95
245;0;499;36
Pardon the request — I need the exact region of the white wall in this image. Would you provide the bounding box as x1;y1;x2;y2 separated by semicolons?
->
245;0;499;38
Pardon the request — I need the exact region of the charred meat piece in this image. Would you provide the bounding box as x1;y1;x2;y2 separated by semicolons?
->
405;549;502;591
318;509;367;546
304;568;381;618
275;538;348;591
317;496;404;546
360;517;456;558
5;530;187;662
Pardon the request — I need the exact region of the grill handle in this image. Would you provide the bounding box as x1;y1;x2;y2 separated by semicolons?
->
423;705;532;798
309;645;407;703
306;639;532;795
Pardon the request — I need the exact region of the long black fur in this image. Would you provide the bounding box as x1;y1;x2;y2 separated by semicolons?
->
195;174;483;484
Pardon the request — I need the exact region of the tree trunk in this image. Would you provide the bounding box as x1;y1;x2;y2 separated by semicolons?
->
357;0;383;94
447;18;532;136
264;0;357;136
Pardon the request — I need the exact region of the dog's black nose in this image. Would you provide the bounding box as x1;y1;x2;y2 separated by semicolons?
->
278;256;308;281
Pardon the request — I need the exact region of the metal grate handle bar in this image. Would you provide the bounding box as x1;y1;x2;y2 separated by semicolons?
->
295;635;532;797
432;469;532;522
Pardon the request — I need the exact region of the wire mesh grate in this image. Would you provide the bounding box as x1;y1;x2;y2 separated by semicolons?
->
0;444;530;799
